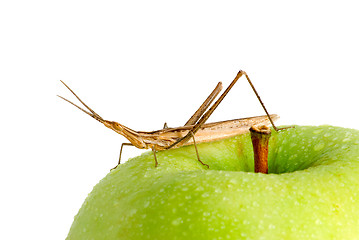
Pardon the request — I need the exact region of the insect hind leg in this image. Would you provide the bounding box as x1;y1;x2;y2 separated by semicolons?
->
152;148;158;167
190;131;209;168
240;71;283;132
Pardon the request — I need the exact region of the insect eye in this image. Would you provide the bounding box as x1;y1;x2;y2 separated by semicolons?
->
113;122;123;130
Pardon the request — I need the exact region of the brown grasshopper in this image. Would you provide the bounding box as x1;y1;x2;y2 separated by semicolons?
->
58;70;279;168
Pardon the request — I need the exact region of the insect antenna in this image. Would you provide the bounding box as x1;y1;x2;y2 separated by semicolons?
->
58;80;104;123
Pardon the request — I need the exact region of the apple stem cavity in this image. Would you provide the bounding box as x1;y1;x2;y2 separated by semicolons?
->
250;125;272;174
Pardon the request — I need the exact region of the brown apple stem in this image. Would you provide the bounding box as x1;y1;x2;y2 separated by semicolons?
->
250;125;272;174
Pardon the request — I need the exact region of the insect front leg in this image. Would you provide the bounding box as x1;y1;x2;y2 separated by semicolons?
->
111;142;134;170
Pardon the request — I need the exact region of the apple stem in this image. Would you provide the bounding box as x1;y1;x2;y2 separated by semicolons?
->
250;125;272;174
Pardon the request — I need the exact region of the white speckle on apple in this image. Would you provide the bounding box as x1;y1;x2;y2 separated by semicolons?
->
195;186;204;191
171;217;182;226
129;208;137;216
222;196;229;201
203;212;210;217
315;219;322;225
214;188;222;193
324;132;331;137
314;143;325;151
289;142;297;148
289;154;298;160
268;224;276;229
240;232;248;237
201;192;210;198
229;179;237;184
313;129;324;134
242;219;250;225
143;201;150;208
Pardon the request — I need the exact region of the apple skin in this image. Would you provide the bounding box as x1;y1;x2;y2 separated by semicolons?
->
66;126;359;240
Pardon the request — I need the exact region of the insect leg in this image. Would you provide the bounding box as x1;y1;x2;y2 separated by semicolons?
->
152;148;158;167
190;132;209;168
167;71;245;149
241;71;286;132
162;79;220;129
110;143;134;170
160;82;222;133
118;143;134;165
185;82;223;126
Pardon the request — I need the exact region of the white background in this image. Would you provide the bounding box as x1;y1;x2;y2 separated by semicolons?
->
1;1;358;239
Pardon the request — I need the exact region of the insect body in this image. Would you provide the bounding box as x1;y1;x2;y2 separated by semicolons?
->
58;70;279;168
101;114;278;151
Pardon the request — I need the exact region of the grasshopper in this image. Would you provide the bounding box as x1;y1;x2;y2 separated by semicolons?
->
58;70;279;168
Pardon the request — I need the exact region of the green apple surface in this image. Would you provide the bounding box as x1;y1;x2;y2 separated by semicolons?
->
66;126;359;240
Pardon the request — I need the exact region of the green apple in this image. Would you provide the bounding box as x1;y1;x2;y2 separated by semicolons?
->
66;125;359;239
